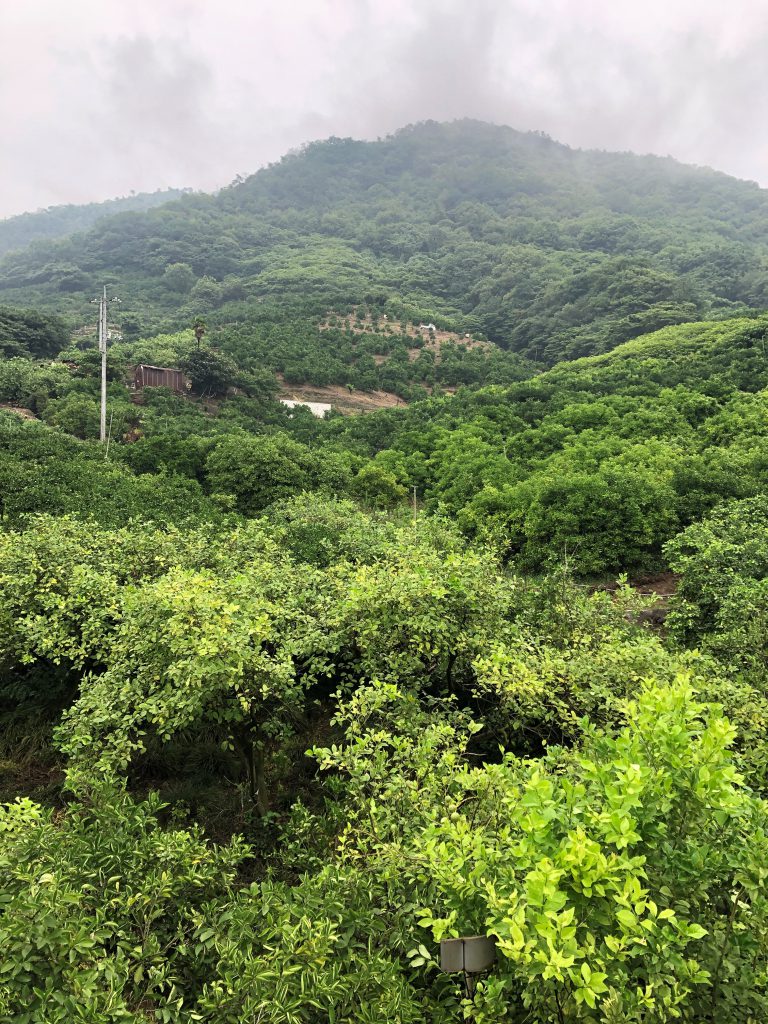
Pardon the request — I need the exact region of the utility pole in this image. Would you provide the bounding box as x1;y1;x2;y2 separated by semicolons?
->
92;286;120;444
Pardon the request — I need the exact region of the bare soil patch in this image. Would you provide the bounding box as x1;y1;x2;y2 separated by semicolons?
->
0;403;36;420
276;375;406;414
630;571;678;600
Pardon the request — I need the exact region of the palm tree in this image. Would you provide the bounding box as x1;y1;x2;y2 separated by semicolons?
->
193;317;207;350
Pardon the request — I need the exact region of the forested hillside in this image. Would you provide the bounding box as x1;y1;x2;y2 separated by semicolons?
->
2;122;768;1022
0;188;187;258
1;120;767;362
2;312;766;574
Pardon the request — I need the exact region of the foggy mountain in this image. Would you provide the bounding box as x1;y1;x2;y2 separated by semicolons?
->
1;119;767;363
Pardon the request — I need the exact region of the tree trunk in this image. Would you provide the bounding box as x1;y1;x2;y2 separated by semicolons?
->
233;727;269;817
250;740;268;818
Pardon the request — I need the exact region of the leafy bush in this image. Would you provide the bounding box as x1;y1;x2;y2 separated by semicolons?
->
0;788;245;1023
666;496;768;678
313;680;768;1022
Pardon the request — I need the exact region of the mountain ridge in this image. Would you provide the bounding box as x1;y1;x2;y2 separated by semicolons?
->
0;188;190;260
0;119;766;365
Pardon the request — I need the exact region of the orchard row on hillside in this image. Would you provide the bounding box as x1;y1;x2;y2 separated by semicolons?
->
2;488;768;1021
2;313;766;576
1;205;768;1016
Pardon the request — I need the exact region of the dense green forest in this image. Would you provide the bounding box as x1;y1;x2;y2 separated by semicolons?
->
1;120;768;361
1;121;768;1022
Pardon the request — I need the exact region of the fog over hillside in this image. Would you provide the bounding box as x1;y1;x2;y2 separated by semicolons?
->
2;0;767;217
2;119;766;368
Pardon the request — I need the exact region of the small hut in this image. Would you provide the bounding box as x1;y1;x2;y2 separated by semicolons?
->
133;364;188;392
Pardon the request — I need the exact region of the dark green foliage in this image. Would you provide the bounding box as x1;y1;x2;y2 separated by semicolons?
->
2;122;768;1020
179;348;238;396
666;497;768;681
3;313;767;578
2;493;768;1018
209;313;536;400
319;315;768;575
0;188;187;256
0;788;245;1023
162;261;195;294
205;433;320;514
0;305;69;359
0;415;223;527
262;493;395;566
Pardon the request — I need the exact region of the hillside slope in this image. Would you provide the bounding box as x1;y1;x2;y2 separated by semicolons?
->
0;120;767;363
3;308;765;576
0;189;188;258
321;313;768;571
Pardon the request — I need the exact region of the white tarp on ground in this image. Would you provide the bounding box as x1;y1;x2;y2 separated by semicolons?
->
280;398;332;418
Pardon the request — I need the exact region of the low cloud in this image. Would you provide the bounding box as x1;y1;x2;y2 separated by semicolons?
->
1;0;767;218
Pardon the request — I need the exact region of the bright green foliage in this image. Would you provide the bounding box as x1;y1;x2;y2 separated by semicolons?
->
352;460;409;508
0;515;323;813
41;393;102;439
0;788;245;1023
313;681;768;1022
2;307;767;580
473;580;699;745
322;316;768;575
312;681;483;853
330;538;512;688
471;463;678;575
0;516;236;675
58;556;327;813
194;685;481;1022
0;509;767;1017
113;329;196;370
666;497;768;680
3;122;768;1020
470;570;768;786
203;433;359;515
418;682;768;1022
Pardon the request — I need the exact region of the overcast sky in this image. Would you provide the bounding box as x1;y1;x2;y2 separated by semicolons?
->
1;0;767;219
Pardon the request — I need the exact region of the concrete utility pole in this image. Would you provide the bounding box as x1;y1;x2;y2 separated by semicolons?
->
93;286;120;444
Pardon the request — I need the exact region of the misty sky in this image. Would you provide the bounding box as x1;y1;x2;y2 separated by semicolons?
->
2;0;767;219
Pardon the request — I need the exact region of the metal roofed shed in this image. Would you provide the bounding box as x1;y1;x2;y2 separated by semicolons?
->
133;364;189;392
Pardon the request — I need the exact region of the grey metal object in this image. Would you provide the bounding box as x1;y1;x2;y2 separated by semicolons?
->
440;936;496;974
91;286;120;444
